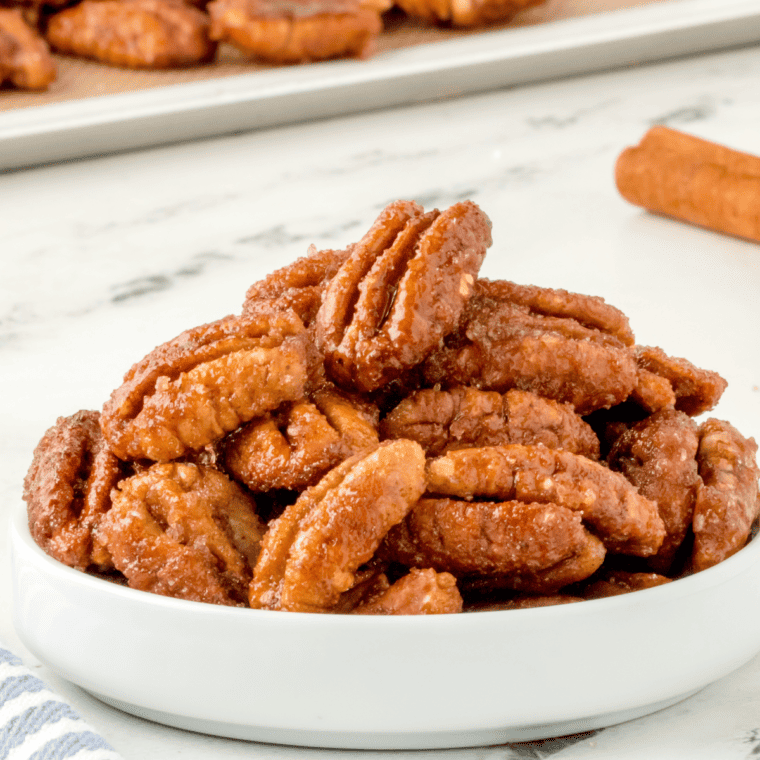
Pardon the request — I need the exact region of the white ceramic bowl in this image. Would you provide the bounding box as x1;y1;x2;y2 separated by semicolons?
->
10;502;760;750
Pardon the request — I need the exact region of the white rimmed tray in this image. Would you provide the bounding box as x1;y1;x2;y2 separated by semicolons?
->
2;0;760;171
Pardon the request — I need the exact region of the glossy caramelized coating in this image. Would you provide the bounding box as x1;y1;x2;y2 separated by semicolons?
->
426;445;665;556
242;245;352;326
0;8;56;90
383;497;598;577
394;0;543;27
46;0;216;69
249;440;425;612
207;0;382;64
24;198;760;615
23;411;124;571
101;311;308;462
608;409;700;571
99;463;266;605
316;200;492;393
634;345;727;416
223;388;379;491
458;534;606;596
351;568;462;615
381;387;599;459
423;280;638;414
691;418;760;571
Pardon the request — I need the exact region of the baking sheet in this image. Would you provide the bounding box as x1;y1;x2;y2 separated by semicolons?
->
2;0;760;171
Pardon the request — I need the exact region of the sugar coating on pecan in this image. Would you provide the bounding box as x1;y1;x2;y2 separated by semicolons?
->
46;0;216;69
101;311;308;462
383;497;595;577
395;0;544;27
381;386;599;459
207;0;382;63
634;345;727;417
629;367;677;414
458;533;606;597
249;439;426;612
243;244;352;327
223;388;378;492
476;279;635;346
691;418;760;571
0;8;56;90
99;463;266;605
23;410;124;571
426;444;665;556
350;568;462;615
423;281;638;414
316;199;492;393
607;408;699;571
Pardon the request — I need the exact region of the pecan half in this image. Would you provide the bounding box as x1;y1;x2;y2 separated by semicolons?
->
24;410;125;571
249;439;426;612
0;8;56;90
98;463;266;605
223;387;379;492
315;200;492;393
423;279;638;414
101;310;308;461
381;386;599;459
607;408;700;571
426;444;666;556
46;0;216;69
691;418;760;571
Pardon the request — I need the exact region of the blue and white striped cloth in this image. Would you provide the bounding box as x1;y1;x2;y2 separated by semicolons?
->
0;644;122;760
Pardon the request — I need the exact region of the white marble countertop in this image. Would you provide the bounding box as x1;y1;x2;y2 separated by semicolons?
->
3;33;760;760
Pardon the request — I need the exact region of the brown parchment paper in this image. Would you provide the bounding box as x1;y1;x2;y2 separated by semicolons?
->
0;0;665;112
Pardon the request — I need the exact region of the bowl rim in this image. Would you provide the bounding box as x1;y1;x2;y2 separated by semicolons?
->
11;500;760;626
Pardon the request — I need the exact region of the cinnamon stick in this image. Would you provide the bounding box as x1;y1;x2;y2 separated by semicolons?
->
615;126;760;242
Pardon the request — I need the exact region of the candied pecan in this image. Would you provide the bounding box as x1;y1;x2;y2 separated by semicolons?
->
24;410;125;571
46;0;216;69
634;345;727;416
381;386;598;459
608;408;700;571
98;463;266;605
395;0;543;27
458;534;606;596
691;418;760;571
249;439;426;612
350;568;462;615
101;311;308;462
583;571;671;600
475;279;635;346
315;200;492;393
242;244;352;326
0;8;55;89
426;444;666;556
423;280;638;414
207;0;382;64
223;388;378;492
382;497;597;577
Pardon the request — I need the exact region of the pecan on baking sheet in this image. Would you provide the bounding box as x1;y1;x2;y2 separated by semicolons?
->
46;0;216;68
0;7;55;89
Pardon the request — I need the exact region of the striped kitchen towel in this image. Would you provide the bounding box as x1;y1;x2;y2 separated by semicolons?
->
0;644;122;760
